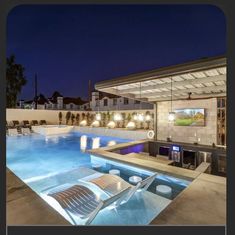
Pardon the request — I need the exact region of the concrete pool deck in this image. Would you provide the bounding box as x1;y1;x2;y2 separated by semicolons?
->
7;169;69;225
6;140;226;225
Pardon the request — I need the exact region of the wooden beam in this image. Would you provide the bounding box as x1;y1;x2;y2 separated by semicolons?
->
148;92;226;102
118;74;226;94
137;84;226;98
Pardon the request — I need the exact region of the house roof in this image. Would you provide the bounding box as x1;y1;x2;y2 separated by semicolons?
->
63;97;88;105
92;90;120;100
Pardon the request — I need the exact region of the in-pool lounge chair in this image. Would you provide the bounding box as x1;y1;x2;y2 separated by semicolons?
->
79;168;157;205
47;184;130;225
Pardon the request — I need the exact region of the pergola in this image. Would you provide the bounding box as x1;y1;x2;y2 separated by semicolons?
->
95;56;226;139
96;56;226;102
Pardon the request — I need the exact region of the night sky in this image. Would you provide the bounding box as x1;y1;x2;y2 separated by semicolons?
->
7;5;226;101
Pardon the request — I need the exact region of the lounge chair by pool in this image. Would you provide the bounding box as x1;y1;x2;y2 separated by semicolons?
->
22;120;31;128
47;184;130;225
12;120;20;128
31;120;39;126
39;120;47;125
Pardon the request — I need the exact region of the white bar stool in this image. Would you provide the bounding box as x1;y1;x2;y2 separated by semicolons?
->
156;185;172;199
109;169;120;176
92;164;102;170
129;176;142;185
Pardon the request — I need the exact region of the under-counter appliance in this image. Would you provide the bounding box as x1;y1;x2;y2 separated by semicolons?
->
158;146;170;157
183;150;197;169
170;145;182;165
197;151;212;165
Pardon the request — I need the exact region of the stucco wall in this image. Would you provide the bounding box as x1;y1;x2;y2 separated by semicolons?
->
6;109;154;126
6;109;93;125
157;98;217;145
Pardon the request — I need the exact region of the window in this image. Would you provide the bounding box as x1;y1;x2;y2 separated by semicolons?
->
217;97;226;146
103;99;108;106
134;100;140;104
124;98;129;105
113;98;117;106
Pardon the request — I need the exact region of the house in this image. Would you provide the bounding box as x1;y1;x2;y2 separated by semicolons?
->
18;91;88;110
89;91;153;111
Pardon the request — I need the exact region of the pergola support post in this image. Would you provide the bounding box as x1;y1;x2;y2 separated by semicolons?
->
153;102;157;141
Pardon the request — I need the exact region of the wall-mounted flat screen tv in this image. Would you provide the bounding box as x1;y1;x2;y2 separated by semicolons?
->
174;108;205;126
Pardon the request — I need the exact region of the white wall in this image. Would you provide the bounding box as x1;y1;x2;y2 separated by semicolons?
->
157;98;217;145
6;109;94;125
6;109;154;126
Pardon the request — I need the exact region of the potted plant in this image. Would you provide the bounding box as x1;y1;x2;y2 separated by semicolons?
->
65;111;71;125
127;113;132;122
71;113;75;125
58;112;63;125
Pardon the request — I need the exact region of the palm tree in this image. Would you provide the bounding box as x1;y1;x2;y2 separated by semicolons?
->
6;55;27;108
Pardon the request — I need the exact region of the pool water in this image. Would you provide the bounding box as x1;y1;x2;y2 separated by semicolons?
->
7;132;191;225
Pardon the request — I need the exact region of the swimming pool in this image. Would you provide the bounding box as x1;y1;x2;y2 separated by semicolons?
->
7;132;191;225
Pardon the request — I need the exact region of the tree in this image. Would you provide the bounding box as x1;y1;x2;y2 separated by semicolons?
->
71;113;75;125
6;55;27;108
127;113;132;122
75;113;80;125
65;111;71;125
58;112;63;125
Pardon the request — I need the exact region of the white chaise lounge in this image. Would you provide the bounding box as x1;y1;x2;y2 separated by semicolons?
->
79;167;157;205
47;183;130;225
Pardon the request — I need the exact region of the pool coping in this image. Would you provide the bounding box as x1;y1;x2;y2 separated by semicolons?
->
7;168;70;225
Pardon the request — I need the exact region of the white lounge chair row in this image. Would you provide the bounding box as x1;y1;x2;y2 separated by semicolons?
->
45;167;157;225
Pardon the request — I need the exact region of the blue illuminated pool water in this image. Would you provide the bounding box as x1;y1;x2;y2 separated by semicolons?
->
7;132;191;225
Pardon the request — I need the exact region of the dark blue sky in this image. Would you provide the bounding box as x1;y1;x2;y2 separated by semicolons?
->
7;5;226;100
